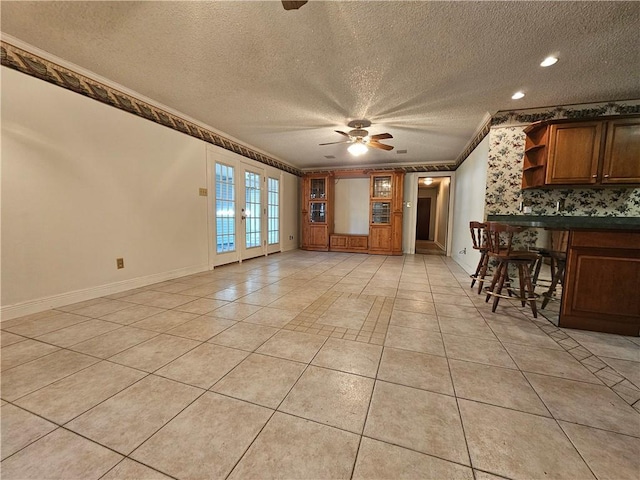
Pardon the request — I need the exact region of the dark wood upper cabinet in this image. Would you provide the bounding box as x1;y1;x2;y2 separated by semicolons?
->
546;122;602;185
602;118;640;184
522;116;640;189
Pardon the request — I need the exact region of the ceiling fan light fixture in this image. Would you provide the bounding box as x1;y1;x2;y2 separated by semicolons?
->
348;142;368;156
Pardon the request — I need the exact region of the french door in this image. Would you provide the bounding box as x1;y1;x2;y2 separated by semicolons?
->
267;174;281;255
209;149;278;267
240;164;265;261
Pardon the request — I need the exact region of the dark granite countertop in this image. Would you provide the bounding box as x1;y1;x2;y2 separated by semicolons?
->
486;215;640;230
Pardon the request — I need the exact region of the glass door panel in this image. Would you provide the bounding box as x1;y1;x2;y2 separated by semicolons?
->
372;175;392;198
244;171;261;249
215;163;236;254
371;201;391;224
267;177;280;252
310;202;326;223
310;178;326;199
240;164;266;260
211;160;239;267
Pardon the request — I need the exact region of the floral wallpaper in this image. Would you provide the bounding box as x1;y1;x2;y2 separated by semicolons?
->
485;126;640;218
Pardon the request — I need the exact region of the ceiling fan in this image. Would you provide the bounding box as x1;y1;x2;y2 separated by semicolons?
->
319;120;394;156
282;1;308;10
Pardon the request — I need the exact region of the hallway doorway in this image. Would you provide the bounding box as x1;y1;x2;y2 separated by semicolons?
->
416;198;432;241
413;176;451;256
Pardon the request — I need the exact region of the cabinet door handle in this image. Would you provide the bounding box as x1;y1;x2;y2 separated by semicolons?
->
604;174;610;178
592;174;597;178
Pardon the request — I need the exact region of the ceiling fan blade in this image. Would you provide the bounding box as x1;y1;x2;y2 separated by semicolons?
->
335;130;351;138
368;141;394;151
282;1;308;10
369;133;393;141
319;140;350;146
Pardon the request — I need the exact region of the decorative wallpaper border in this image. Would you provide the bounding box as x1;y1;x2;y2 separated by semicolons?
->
491;100;640;127
454;115;492;168
4;40;638;177
303;163;456;175
1;40;459;175
453;99;640;170
0;41;303;177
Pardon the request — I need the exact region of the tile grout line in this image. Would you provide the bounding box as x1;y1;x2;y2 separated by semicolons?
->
348;337;386;480
223;330;332;479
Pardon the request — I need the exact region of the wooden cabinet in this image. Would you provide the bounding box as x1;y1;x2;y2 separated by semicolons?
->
329;234;368;252
560;230;640;336
546;122;603;185
301;174;333;251
369;172;404;255
522;116;640;189
522;123;549;188
300;170;404;255
602;118;640;184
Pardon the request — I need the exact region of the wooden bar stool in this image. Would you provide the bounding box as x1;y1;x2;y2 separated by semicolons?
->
469;221;490;294
484;223;541;317
541;251;567;308
530;230;569;289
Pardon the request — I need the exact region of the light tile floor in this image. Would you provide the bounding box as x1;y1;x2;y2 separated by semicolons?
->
1;250;639;479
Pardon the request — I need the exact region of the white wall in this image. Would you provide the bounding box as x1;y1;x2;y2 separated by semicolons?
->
451;135;489;273
281;171;300;251
333;177;369;235
435;178;450;248
1;66;298;318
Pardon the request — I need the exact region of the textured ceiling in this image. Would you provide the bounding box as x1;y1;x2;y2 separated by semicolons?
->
2;1;639;170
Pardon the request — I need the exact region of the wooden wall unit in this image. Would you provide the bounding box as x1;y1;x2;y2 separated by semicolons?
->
301;173;334;251
522;116;640;189
330;234;368;252
560;230;640;336
368;171;404;255
300;170;404;255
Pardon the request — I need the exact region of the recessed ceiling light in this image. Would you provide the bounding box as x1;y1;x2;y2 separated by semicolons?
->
512;91;525;100
540;56;559;67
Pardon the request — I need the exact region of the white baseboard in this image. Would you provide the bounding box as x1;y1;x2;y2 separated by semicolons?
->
1;263;210;322
281;242;298;253
451;254;475;275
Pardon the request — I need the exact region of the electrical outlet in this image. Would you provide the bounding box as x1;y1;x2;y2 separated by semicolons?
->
199;188;208;196
116;258;124;269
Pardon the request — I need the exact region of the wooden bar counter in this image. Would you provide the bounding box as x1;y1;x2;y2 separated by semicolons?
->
487;215;640;336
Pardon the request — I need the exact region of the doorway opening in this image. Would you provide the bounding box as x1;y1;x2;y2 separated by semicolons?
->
415;176;451;255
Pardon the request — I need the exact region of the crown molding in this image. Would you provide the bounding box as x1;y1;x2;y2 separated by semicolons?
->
453;112;492;169
0;37;303;176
